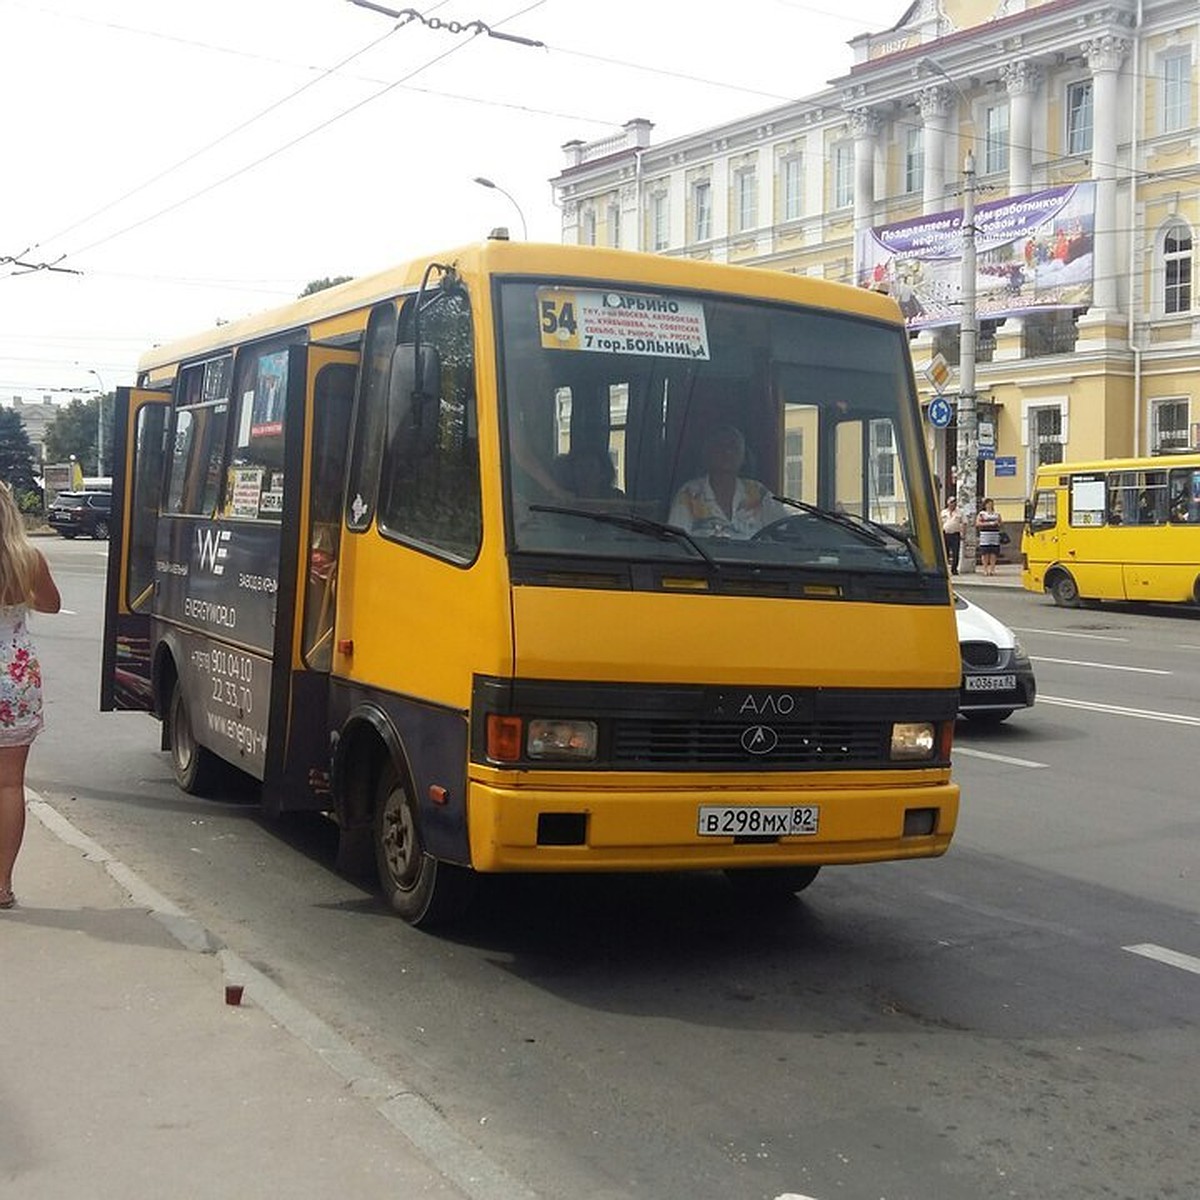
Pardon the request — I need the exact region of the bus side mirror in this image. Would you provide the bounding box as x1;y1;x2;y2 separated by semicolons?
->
1024;499;1032;524
388;345;441;452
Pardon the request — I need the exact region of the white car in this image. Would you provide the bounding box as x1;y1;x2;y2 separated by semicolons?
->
955;592;1036;723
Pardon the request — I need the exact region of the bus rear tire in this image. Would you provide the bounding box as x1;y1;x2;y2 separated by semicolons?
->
167;677;224;796
1049;572;1080;608
373;760;475;928
724;865;821;902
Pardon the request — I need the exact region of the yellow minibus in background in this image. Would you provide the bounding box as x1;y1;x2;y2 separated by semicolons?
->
1022;454;1200;606
103;238;960;927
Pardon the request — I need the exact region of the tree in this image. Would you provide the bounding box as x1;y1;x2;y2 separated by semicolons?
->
0;408;41;509
299;276;352;297
44;396;104;475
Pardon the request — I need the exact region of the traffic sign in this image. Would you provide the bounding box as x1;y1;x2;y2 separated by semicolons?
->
927;395;954;428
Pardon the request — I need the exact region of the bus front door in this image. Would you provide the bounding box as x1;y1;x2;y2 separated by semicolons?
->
261;345;358;816
101;387;170;712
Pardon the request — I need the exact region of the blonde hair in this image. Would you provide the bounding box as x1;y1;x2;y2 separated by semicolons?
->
0;484;39;607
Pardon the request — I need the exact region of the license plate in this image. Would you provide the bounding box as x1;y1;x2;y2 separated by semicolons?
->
697;805;819;837
965;674;1017;691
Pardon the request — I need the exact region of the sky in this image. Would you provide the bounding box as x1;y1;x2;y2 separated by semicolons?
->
0;0;904;402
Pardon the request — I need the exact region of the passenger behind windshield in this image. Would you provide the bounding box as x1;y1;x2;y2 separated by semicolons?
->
551;448;624;501
668;425;785;539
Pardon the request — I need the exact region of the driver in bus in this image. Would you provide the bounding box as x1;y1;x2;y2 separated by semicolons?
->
668;425;783;538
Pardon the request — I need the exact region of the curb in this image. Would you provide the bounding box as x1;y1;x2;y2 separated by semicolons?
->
26;793;536;1200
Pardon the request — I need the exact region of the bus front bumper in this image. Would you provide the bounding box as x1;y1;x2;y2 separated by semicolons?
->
465;778;959;873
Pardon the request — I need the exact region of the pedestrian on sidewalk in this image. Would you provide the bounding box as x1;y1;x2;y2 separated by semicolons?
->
975;497;1002;576
941;496;963;574
0;484;61;909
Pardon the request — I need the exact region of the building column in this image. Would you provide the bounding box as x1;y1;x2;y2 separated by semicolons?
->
1001;60;1041;195
849;107;880;232
1083;35;1128;313
918;86;951;212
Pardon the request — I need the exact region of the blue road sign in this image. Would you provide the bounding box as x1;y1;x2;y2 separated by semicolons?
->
994;456;1017;476
928;396;953;428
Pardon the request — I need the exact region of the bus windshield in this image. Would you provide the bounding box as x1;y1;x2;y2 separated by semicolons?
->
498;279;939;579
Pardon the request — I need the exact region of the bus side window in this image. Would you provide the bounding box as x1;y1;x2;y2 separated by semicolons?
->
1028;489;1056;530
1168;469;1200;524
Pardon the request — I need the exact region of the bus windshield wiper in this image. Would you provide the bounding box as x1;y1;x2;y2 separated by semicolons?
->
529;505;721;573
771;495;888;545
773;494;923;571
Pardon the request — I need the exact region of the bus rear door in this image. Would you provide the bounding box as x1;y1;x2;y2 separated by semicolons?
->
101;387;170;712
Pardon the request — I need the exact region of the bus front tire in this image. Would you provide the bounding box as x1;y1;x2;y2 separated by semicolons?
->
724;865;821;902
166;677;224;795
1049;572;1080;608
373;761;474;928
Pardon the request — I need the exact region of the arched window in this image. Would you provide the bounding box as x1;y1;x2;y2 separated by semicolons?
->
1163;222;1193;314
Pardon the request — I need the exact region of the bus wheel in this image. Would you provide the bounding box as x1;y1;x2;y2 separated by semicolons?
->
1049;572;1080;608
373;761;474;928
166;678;223;795
724;866;821;902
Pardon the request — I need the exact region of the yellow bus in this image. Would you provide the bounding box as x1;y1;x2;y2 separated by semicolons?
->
102;238;961;927
1022;454;1200;606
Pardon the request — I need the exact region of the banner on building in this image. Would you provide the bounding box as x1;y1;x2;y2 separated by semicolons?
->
855;183;1096;330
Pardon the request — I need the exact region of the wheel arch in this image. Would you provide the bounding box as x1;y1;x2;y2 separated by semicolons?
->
331;704;408;836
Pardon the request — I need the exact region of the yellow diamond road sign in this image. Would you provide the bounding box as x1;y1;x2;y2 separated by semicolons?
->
925;353;951;393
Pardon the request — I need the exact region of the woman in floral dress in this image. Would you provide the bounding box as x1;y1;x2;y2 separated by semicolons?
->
0;484;61;909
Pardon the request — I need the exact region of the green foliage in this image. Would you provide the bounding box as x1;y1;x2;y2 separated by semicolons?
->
299;276;353;297
44;396;106;475
0;408;39;495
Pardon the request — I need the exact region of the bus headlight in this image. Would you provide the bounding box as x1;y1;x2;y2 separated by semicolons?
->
527;719;598;761
890;722;936;760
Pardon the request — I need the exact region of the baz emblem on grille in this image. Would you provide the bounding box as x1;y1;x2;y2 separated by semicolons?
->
740;725;779;754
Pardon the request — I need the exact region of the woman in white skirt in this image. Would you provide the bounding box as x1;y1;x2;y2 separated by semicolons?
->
0;484;61;909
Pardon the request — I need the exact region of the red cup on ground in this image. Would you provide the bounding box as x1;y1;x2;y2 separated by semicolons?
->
224;984;245;1006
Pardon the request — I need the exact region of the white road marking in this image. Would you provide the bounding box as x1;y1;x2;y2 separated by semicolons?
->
1014;626;1129;642
1039;695;1200;726
1123;944;1200;976
1031;656;1171;675
954;746;1048;768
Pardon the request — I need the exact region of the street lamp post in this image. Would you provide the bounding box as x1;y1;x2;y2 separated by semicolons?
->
472;176;528;240
88;368;107;477
957;150;979;574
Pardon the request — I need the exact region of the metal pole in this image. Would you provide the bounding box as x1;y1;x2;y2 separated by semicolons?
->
472;176;528;240
88;369;106;477
956;149;978;574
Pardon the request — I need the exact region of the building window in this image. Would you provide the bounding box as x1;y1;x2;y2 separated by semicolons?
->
784;429;803;498
833;143;853;208
1160;50;1191;134
904;128;923;194
870;419;896;500
1151;399;1190;453
735;167;757;232
1030;406;1064;467
580;208;596;246
781;154;803;221
607;202;621;248
1066;80;1093;155
1023;310;1080;358
984;103;1009;174
1163;222;1193;314
693;180;712;242
651;192;669;251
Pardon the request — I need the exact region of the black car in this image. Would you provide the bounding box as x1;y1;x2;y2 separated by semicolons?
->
47;491;112;540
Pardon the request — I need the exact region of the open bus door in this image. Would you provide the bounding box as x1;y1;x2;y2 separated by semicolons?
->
101;387;170;713
261;344;358;817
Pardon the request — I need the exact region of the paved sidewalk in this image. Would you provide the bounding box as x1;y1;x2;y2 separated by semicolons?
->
1;798;523;1200
951;560;1023;590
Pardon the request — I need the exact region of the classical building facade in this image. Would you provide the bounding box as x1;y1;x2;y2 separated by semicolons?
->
551;0;1198;526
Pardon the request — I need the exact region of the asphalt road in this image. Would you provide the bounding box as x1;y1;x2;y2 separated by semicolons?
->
28;537;1200;1200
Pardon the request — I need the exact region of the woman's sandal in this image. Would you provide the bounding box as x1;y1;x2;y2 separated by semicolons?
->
0;889;15;910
